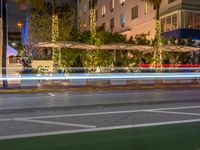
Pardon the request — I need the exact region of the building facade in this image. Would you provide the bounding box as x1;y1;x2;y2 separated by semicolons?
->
77;0;200;40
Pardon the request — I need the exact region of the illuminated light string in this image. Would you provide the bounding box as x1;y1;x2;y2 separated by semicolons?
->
1;73;200;81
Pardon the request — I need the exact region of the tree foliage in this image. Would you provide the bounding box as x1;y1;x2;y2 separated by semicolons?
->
26;2;74;45
62;28;126;68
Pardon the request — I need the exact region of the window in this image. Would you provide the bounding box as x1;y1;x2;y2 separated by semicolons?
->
120;13;125;26
185;12;200;29
145;1;148;14
101;5;106;17
166;16;171;31
110;0;115;12
79;9;82;17
89;0;98;9
194;13;200;29
160;13;179;33
110;17;114;29
102;22;106;30
172;14;178;30
132;6;138;20
187;12;193;28
120;0;125;5
83;17;86;28
161;18;165;32
83;4;87;13
79;22;82;29
168;0;177;4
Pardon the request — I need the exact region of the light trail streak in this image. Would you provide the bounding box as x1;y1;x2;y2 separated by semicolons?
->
0;72;200;81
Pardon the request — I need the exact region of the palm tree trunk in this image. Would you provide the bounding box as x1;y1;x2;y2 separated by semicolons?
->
156;5;160;20
51;0;60;68
154;5;162;68
1;0;8;88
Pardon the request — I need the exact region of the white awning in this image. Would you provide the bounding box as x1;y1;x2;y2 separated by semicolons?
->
34;41;97;50
34;42;153;51
7;45;18;57
161;45;200;52
34;41;200;53
98;43;153;51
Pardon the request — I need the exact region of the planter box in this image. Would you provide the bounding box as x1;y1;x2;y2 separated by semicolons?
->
87;80;110;86
162;79;177;84
179;79;192;84
20;74;40;87
110;79;127;85
69;80;87;86
138;80;155;85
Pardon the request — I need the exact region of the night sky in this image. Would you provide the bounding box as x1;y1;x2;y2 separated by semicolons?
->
8;0;27;32
8;0;76;32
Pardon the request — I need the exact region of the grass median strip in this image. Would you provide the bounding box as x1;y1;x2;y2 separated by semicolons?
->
0;122;200;150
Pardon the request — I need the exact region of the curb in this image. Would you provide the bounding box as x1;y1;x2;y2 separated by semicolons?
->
0;84;200;94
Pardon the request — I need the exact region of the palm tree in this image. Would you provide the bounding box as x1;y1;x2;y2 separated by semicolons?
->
144;0;161;20
1;0;42;89
143;0;162;67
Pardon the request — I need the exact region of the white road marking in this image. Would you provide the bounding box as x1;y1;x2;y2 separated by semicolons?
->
48;93;56;97
153;105;200;111
147;110;200;116
15;118;96;129
1;105;200;122
1;118;200;140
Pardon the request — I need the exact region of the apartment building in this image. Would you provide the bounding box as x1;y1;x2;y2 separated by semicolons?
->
77;0;200;40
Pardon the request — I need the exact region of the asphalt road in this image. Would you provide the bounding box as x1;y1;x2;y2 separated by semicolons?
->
0;88;200;140
1;88;200;111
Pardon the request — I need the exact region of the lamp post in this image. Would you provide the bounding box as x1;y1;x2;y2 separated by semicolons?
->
1;0;8;89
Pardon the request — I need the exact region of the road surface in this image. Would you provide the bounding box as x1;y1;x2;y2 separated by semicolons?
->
0;88;200;140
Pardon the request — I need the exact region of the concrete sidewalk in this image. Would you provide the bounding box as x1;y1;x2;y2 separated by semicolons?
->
0;89;200;111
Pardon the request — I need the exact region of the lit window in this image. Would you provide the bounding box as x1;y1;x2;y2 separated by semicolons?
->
101;5;106;16
84;17;86;28
161;18;165;32
120;0;126;4
166;16;172;31
79;22;82;29
172;14;177;30
110;0;114;11
194;13;200;29
145;1;148;14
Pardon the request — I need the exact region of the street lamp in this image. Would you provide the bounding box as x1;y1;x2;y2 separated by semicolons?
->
17;22;23;32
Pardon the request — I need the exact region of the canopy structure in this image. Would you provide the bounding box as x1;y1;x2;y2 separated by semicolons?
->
34;41;153;52
34;41;97;50
34;41;200;53
7;45;18;57
161;45;200;53
98;43;153;52
139;45;200;54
